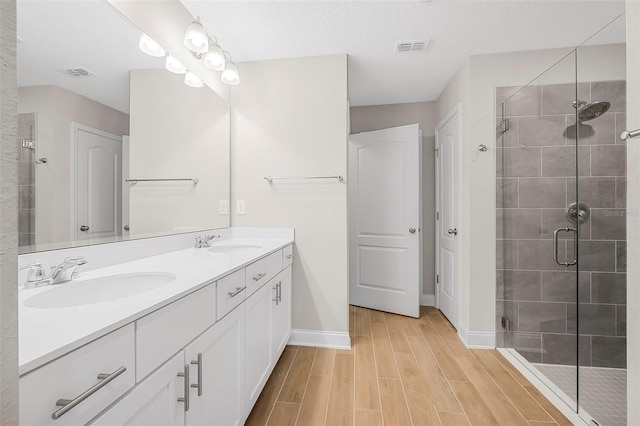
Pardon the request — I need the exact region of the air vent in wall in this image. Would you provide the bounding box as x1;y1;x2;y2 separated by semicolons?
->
57;67;96;77
395;39;431;53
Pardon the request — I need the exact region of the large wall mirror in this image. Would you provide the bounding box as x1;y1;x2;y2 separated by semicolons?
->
17;0;230;254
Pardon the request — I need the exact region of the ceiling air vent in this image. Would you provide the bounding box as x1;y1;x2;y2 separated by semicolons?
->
395;39;431;53
57;67;96;77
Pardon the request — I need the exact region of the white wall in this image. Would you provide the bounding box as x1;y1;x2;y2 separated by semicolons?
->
230;55;349;335
129;70;229;235
17;85;129;246
436;43;626;338
0;0;19;423
349;102;438;301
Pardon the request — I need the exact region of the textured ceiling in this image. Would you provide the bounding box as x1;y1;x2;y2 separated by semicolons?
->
182;0;626;106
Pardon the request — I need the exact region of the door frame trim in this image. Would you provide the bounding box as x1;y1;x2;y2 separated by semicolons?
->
434;104;462;330
70;122;123;241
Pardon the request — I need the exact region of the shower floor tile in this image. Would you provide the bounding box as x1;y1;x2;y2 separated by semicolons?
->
534;363;626;426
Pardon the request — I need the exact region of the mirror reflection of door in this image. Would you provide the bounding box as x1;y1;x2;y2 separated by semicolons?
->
74;123;122;241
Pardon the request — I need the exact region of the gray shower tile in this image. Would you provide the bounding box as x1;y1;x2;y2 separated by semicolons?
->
591;80;626;113
518;240;566;271
497;239;518;270
496;178;518;208
591;145;626;177
496;148;542;177
497;209;542;239
616;305;626;336
513;332;543;363
542;146;590;177
542;83;590;115
519;302;567;333
616;113;627;144
542;271;590;303
20;185;34;210
574;240;616;272
18;209;34;234
616;177;627;208
499;85;542;117
519;115;567;147
567;177;616;208
18;162;34;185
519;178;566;208
19;233;34;247
590;208;626;240
19;145;34;162
566;114;616;146
542;333;591;366
567;303;616;336
591;273;626;304
591;336;626;368
497;117;519;147
541;209;590;240
498;270;542;301
616;241;627;272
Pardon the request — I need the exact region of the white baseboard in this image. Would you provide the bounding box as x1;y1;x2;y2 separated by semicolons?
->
420;294;435;306
289;329;351;350
458;326;495;349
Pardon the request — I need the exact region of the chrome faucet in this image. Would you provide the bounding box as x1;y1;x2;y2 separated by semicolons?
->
194;234;221;248
49;256;88;285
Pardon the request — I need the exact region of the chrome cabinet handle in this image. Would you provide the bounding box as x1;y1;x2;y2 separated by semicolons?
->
228;287;246;298
79;225;89;232
286;254;293;259
190;353;203;396
273;284;279;305
448;228;458;235
253;273;267;282
278;281;282;303
177;364;190;411
409;227;416;234
553;227;577;266
51;366;126;420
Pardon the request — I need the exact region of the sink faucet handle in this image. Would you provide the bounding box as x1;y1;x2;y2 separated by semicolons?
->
19;262;46;282
64;256;88;266
194;236;204;248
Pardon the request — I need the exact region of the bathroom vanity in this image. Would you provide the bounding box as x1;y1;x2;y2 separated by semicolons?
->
18;229;294;425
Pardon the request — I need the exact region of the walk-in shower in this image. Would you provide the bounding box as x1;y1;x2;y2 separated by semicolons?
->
495;15;627;425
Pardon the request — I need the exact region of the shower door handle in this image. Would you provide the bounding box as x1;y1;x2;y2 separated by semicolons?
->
553;227;577;267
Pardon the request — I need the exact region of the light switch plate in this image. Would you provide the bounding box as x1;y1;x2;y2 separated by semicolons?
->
236;200;246;215
218;200;229;215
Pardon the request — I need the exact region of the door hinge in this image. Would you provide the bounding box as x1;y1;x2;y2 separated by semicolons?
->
496;118;510;134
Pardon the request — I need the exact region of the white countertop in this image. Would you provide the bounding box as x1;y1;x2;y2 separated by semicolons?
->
19;237;293;375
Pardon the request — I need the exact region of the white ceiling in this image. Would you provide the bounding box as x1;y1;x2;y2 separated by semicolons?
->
181;0;626;106
17;1;626;112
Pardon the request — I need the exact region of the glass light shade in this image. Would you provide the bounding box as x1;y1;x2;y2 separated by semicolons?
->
184;18;209;54
184;71;204;88
221;62;240;86
203;41;225;71
165;55;187;74
139;34;165;57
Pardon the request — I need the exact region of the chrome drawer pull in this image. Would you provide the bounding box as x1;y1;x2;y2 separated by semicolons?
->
285;254;292;259
190;353;203;396
51;366;126;420
253;273;267;282
177;364;190;411
277;281;282;303
273;283;279;305
228;287;246;298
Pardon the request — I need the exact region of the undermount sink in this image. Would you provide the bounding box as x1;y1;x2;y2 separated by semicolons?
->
207;244;262;253
24;272;177;309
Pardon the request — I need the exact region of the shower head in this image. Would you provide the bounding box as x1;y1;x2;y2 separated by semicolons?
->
572;100;611;121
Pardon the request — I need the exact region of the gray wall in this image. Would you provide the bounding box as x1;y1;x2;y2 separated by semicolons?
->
350;101;438;298
496;80;627;368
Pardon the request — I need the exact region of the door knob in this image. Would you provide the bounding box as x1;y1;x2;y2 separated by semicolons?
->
409;227;416;234
124;225;130;231
80;225;89;232
448;228;458;235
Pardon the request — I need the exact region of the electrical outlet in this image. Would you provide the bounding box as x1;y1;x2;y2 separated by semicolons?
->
218;200;229;215
236;200;246;215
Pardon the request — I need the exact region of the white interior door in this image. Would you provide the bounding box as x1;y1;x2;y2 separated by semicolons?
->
435;106;461;328
74;123;122;241
349;123;421;318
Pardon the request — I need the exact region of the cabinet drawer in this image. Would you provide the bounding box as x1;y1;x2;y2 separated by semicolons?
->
245;250;282;296
283;245;293;267
136;285;215;381
217;268;246;320
20;324;135;426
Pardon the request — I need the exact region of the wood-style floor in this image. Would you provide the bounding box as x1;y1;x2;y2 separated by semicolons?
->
246;306;571;426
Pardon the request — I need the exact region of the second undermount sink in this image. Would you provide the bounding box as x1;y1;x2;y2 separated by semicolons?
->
207;244;262;253
24;272;177;309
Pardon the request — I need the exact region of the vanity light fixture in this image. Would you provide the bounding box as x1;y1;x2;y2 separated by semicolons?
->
203;36;225;71
221;52;240;86
165;55;187;74
139;33;165;57
184;17;209;56
184;70;204;88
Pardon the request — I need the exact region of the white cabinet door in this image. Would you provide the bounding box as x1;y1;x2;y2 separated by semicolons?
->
185;304;245;426
245;282;273;412
90;352;186;426
270;266;292;360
